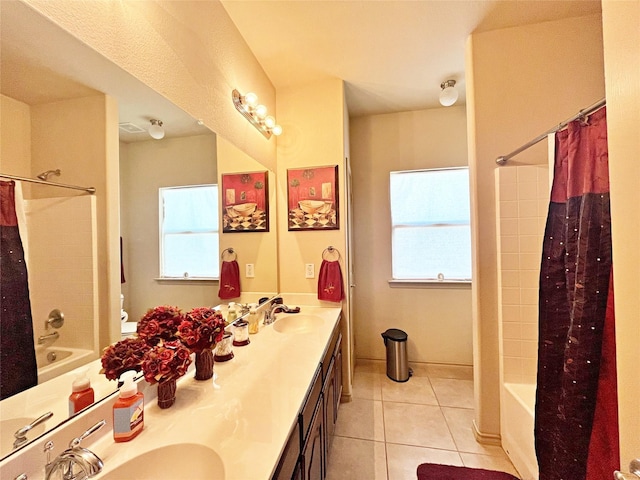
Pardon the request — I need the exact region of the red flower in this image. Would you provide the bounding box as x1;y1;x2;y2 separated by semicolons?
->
100;337;151;381
141;339;192;385
177;307;226;352
137;305;184;344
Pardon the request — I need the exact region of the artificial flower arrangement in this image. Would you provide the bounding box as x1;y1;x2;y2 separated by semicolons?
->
101;305;226;385
140;339;192;385
100;337;151;381
177;307;226;353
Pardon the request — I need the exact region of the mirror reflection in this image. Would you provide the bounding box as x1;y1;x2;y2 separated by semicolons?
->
0;1;278;460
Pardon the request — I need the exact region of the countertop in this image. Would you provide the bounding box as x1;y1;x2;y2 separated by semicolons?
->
87;306;341;480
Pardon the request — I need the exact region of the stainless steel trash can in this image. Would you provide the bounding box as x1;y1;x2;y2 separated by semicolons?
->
381;328;410;382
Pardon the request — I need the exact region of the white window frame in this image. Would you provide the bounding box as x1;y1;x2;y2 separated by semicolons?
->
158;184;219;281
389;167;472;285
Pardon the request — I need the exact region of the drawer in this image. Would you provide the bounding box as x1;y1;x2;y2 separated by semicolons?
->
321;320;341;381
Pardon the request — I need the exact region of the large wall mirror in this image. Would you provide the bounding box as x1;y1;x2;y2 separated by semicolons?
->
0;1;278;460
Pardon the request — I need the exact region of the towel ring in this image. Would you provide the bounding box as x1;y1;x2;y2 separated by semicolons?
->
221;247;237;261
322;246;340;261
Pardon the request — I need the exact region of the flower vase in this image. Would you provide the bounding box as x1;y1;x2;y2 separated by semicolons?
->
157;379;177;409
194;349;214;381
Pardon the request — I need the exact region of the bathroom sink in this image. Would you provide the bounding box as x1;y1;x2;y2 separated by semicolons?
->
273;315;324;334
99;443;224;479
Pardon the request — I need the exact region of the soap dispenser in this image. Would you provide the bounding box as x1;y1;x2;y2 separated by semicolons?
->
248;305;259;334
227;302;237;323
113;371;144;442
69;369;95;416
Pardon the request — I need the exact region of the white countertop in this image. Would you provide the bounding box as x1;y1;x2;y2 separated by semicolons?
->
0;305;341;480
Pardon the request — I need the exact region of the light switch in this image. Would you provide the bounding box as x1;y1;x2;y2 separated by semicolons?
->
246;264;255;278
305;263;315;279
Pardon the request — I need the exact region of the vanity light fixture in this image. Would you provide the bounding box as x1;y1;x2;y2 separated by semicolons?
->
439;80;458;107
148;119;165;140
232;89;282;139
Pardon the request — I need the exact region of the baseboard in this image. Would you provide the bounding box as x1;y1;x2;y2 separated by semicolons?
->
472;420;502;446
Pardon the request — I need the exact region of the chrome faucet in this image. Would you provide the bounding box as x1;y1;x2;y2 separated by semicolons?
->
264;303;300;325
13;411;53;449
38;331;59;344
45;421;105;480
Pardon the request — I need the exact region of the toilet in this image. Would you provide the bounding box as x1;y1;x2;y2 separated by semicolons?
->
120;293;137;339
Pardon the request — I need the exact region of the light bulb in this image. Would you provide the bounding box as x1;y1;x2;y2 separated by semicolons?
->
439;80;458;107
272;125;283;136
264;115;276;128
244;92;258;108
254;104;268;119
149;119;165;140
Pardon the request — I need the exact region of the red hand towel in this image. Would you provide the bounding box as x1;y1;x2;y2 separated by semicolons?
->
218;260;241;299
317;259;344;303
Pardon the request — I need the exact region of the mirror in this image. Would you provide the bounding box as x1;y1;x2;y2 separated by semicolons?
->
0;1;278;459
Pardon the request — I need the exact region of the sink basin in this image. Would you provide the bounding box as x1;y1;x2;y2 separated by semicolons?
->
99;443;224;479
273;314;324;334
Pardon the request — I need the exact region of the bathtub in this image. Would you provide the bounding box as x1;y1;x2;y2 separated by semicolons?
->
502;383;538;480
35;346;95;383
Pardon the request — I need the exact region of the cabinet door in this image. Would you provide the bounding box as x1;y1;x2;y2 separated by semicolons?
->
324;357;337;442
302;400;324;480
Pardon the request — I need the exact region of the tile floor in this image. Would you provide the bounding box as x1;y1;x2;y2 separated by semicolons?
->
326;360;521;480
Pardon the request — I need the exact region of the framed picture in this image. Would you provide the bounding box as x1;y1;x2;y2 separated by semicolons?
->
287;165;339;230
221;171;269;233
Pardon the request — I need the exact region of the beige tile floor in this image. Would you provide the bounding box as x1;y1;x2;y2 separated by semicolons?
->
326;360;521;480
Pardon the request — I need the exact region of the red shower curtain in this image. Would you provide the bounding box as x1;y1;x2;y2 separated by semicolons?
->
535;107;619;479
0;181;38;399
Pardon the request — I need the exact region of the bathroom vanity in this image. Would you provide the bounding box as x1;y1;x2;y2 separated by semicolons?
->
0;306;342;480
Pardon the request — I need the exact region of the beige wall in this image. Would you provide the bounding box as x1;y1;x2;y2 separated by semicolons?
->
466;13;605;438
120;134;218;321
217;136;278;297
350;106;472;365
0;94;31;181
602;0;640;465
24;0;277;172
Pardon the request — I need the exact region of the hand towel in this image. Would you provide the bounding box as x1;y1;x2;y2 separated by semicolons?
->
317;259;344;303
218;260;241;299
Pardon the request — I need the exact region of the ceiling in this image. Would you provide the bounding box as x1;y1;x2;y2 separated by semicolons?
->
221;0;601;117
0;0;601;143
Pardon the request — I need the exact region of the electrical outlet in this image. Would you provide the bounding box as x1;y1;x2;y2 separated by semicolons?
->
245;264;255;278
305;263;315;279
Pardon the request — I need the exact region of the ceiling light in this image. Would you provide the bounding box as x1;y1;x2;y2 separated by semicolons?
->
232;89;282;139
148;119;165;140
439;80;458;107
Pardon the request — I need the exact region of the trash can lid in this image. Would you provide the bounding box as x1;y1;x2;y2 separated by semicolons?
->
381;328;407;342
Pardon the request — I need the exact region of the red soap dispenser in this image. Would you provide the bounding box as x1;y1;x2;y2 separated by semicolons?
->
69;369;95;416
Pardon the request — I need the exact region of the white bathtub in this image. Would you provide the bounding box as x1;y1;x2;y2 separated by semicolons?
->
35;346;94;383
502;382;538;480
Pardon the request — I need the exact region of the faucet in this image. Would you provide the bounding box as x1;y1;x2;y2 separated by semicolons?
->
45;420;105;480
38;331;60;344
13;411;53;449
264;303;300;325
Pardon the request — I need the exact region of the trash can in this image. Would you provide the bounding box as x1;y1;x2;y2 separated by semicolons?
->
381;328;410;382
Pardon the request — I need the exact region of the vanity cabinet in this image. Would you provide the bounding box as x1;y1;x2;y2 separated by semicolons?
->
272;319;343;480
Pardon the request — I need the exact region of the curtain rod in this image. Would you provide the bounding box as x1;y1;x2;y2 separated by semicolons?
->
495;98;606;166
0;173;96;194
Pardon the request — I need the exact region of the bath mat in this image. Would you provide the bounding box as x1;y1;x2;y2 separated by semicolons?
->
417;463;519;480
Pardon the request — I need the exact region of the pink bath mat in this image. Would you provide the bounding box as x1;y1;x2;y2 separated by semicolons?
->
417;463;519;480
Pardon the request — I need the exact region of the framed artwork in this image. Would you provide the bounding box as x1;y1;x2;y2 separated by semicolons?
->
221;171;269;233
287;165;339;231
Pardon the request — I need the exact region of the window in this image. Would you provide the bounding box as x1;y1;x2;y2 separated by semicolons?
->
159;184;219;279
390;168;471;282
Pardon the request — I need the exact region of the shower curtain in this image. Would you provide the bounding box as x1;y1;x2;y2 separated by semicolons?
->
535;107;619;479
0;180;38;400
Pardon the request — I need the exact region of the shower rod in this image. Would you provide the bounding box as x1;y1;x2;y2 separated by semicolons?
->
496;97;606;166
0;172;96;193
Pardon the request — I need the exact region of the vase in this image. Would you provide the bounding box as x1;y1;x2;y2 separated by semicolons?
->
194;349;214;381
157;379;177;409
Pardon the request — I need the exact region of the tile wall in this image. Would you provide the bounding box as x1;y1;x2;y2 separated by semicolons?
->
496;164;550;384
25;195;98;351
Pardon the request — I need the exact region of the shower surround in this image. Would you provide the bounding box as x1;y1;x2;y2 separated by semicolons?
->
496;163;550;479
